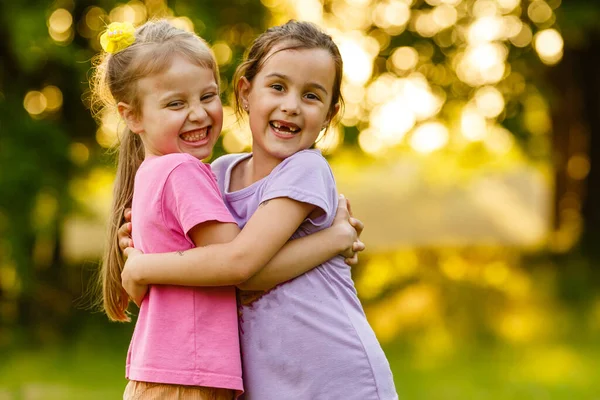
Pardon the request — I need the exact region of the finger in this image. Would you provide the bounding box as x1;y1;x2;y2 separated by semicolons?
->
124;208;132;222
118;221;132;237
338;194;349;211
346;197;353;217
352;240;365;252
123;246;135;260
336;196;349;221
345;253;359;265
119;238;131;252
350;218;364;236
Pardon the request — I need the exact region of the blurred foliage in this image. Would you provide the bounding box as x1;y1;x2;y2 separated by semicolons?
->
1;0;600;397
0;0;270;345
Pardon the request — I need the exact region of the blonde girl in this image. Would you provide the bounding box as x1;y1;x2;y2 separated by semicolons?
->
93;20;363;399
120;20;397;399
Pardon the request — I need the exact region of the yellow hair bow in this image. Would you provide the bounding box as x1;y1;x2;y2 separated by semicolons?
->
100;22;136;54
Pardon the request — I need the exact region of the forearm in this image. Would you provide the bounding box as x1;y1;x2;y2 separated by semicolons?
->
130;244;248;286
128;198;314;288
237;226;345;290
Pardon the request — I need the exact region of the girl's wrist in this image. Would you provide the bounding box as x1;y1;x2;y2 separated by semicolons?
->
124;254;145;284
331;223;353;253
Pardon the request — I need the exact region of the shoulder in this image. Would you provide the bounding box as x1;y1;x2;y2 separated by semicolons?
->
263;149;338;226
138;154;207;182
146;153;203;170
285;149;328;165
211;152;250;176
277;149;331;173
265;149;336;194
145;154;214;183
162;155;223;201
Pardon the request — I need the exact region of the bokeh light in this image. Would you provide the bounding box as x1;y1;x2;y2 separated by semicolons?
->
497;0;521;13
474;86;505;118
358;128;386;155
212;41;233;66
461;105;488;141
457;43;507;86
528;1;554;25
49;9;72;34
23;91;47;116
42;86;63;112
69;143;90;165
370;98;416;145
534;28;564;65
510;23;533;47
96;109;121;148
391;46;419;72
169;16;195;32
409;121;449;153
48;8;74;44
338;37;374;85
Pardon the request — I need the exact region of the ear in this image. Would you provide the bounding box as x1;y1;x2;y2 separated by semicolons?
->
118;102;143;134
238;76;251;112
323;102;341;129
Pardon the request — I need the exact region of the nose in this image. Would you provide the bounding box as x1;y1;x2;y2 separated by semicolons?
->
280;93;300;115
189;102;209;122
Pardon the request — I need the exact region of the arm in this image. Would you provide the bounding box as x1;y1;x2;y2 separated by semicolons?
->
237;195;364;290
121;152;361;294
122;197;316;287
120;196;364;294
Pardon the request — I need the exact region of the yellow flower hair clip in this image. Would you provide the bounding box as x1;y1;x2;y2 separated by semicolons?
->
100;22;136;54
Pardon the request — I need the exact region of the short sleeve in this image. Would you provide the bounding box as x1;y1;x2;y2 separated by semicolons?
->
262;150;337;227
162;159;235;238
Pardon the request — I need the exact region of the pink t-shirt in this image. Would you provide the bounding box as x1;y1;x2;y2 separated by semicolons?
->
126;153;242;393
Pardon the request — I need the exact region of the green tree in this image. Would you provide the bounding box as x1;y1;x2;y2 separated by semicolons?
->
0;0;268;345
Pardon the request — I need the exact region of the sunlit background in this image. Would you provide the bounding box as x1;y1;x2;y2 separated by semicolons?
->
2;0;600;398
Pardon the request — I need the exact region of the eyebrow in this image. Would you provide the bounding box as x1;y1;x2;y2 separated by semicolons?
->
265;73;329;95
157;83;219;101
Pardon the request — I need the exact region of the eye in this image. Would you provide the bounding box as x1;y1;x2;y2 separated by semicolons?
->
201;93;217;102
305;93;321;101
167;101;184;108
270;84;284;92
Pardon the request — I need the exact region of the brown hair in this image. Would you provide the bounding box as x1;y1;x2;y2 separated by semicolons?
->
232;20;344;130
90;19;219;322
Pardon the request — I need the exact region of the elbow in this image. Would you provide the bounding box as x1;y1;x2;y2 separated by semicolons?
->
228;249;260;285
236;279;270;291
235;281;251;290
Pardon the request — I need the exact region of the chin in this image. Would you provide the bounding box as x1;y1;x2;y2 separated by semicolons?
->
267;147;303;160
186;150;211;161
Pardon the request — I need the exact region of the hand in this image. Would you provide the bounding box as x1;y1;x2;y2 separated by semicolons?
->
333;194;365;266
118;208;133;253
121;247;148;307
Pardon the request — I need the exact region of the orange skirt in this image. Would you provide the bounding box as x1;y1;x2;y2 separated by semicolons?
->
123;380;235;400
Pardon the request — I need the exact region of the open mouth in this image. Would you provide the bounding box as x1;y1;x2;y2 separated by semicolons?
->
270;120;301;136
180;127;210;142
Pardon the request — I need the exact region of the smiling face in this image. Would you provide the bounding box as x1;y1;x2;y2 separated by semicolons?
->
239;45;339;165
120;55;223;160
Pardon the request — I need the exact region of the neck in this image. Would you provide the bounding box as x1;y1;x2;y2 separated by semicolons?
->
246;145;284;183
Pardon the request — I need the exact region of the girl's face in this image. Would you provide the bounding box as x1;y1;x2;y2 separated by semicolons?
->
239;45;339;163
120;55;223;160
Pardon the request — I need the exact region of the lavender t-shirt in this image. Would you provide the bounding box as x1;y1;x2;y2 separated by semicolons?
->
212;149;398;400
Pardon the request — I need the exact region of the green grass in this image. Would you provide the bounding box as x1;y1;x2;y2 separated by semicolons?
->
385;341;600;400
1;335;599;399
